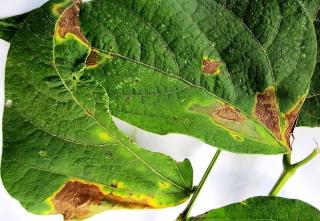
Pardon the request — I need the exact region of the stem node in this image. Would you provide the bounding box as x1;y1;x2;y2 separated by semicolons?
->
269;148;319;196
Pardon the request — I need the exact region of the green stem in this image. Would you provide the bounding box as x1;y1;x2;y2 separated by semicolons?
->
269;148;320;196
269;167;295;196
292;148;320;169
178;149;222;221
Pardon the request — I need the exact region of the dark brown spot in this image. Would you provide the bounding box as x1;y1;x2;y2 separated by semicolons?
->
53;181;104;220
202;59;221;74
216;105;245;121
57;0;88;43
285;98;305;147
86;50;100;66
254;88;281;139
53;181;158;219
111;183;118;188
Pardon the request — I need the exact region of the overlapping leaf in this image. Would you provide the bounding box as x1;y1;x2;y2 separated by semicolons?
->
2;0;319;153
1;0;320;220
188;197;320;221
1;0;193;220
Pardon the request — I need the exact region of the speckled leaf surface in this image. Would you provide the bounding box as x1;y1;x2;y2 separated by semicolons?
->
187;197;320;221
298;12;320;127
0;13;28;42
298;64;320;127
78;0;295;154
77;0;319;153
208;0;320;130
178;0;318;138
1;0;193;220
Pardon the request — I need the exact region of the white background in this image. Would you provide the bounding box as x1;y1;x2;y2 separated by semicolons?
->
0;1;320;221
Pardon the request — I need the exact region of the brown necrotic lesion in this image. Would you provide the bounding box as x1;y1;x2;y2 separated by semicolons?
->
253;87;281;140
190;101;262;141
56;0;88;44
52;181;159;220
284;97;305;147
53;181;105;220
216;105;245;122
86;50;100;66
202;59;221;75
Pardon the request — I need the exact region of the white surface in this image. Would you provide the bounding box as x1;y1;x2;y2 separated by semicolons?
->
0;1;320;221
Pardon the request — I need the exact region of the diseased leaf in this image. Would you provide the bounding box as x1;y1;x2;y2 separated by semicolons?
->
188;196;320;221
78;0;318;153
78;0;287;154
1;0;318;153
1;0;192;220
180;0;318;143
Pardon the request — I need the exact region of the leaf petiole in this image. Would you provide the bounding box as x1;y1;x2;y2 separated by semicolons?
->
269;148;320;196
177;149;222;221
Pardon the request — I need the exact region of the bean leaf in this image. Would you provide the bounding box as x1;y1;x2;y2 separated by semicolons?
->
187;196;320;221
82;0;317;153
1;0;192;220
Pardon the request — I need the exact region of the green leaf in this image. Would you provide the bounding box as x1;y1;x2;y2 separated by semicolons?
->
79;0;287;154
0;13;28;42
187;196;320;221
298;69;320;127
79;0;318;154
1;0;192;220
298;13;320;127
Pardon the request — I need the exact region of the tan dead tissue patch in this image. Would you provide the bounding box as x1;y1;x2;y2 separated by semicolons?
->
57;0;88;44
285;98;305;147
254;88;281;139
190;102;261;141
202;59;221;74
53;180;158;219
53;181;105;220
86;50;100;66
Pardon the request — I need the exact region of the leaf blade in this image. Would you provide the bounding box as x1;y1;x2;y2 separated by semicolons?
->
79;0;290;154
187;197;320;221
